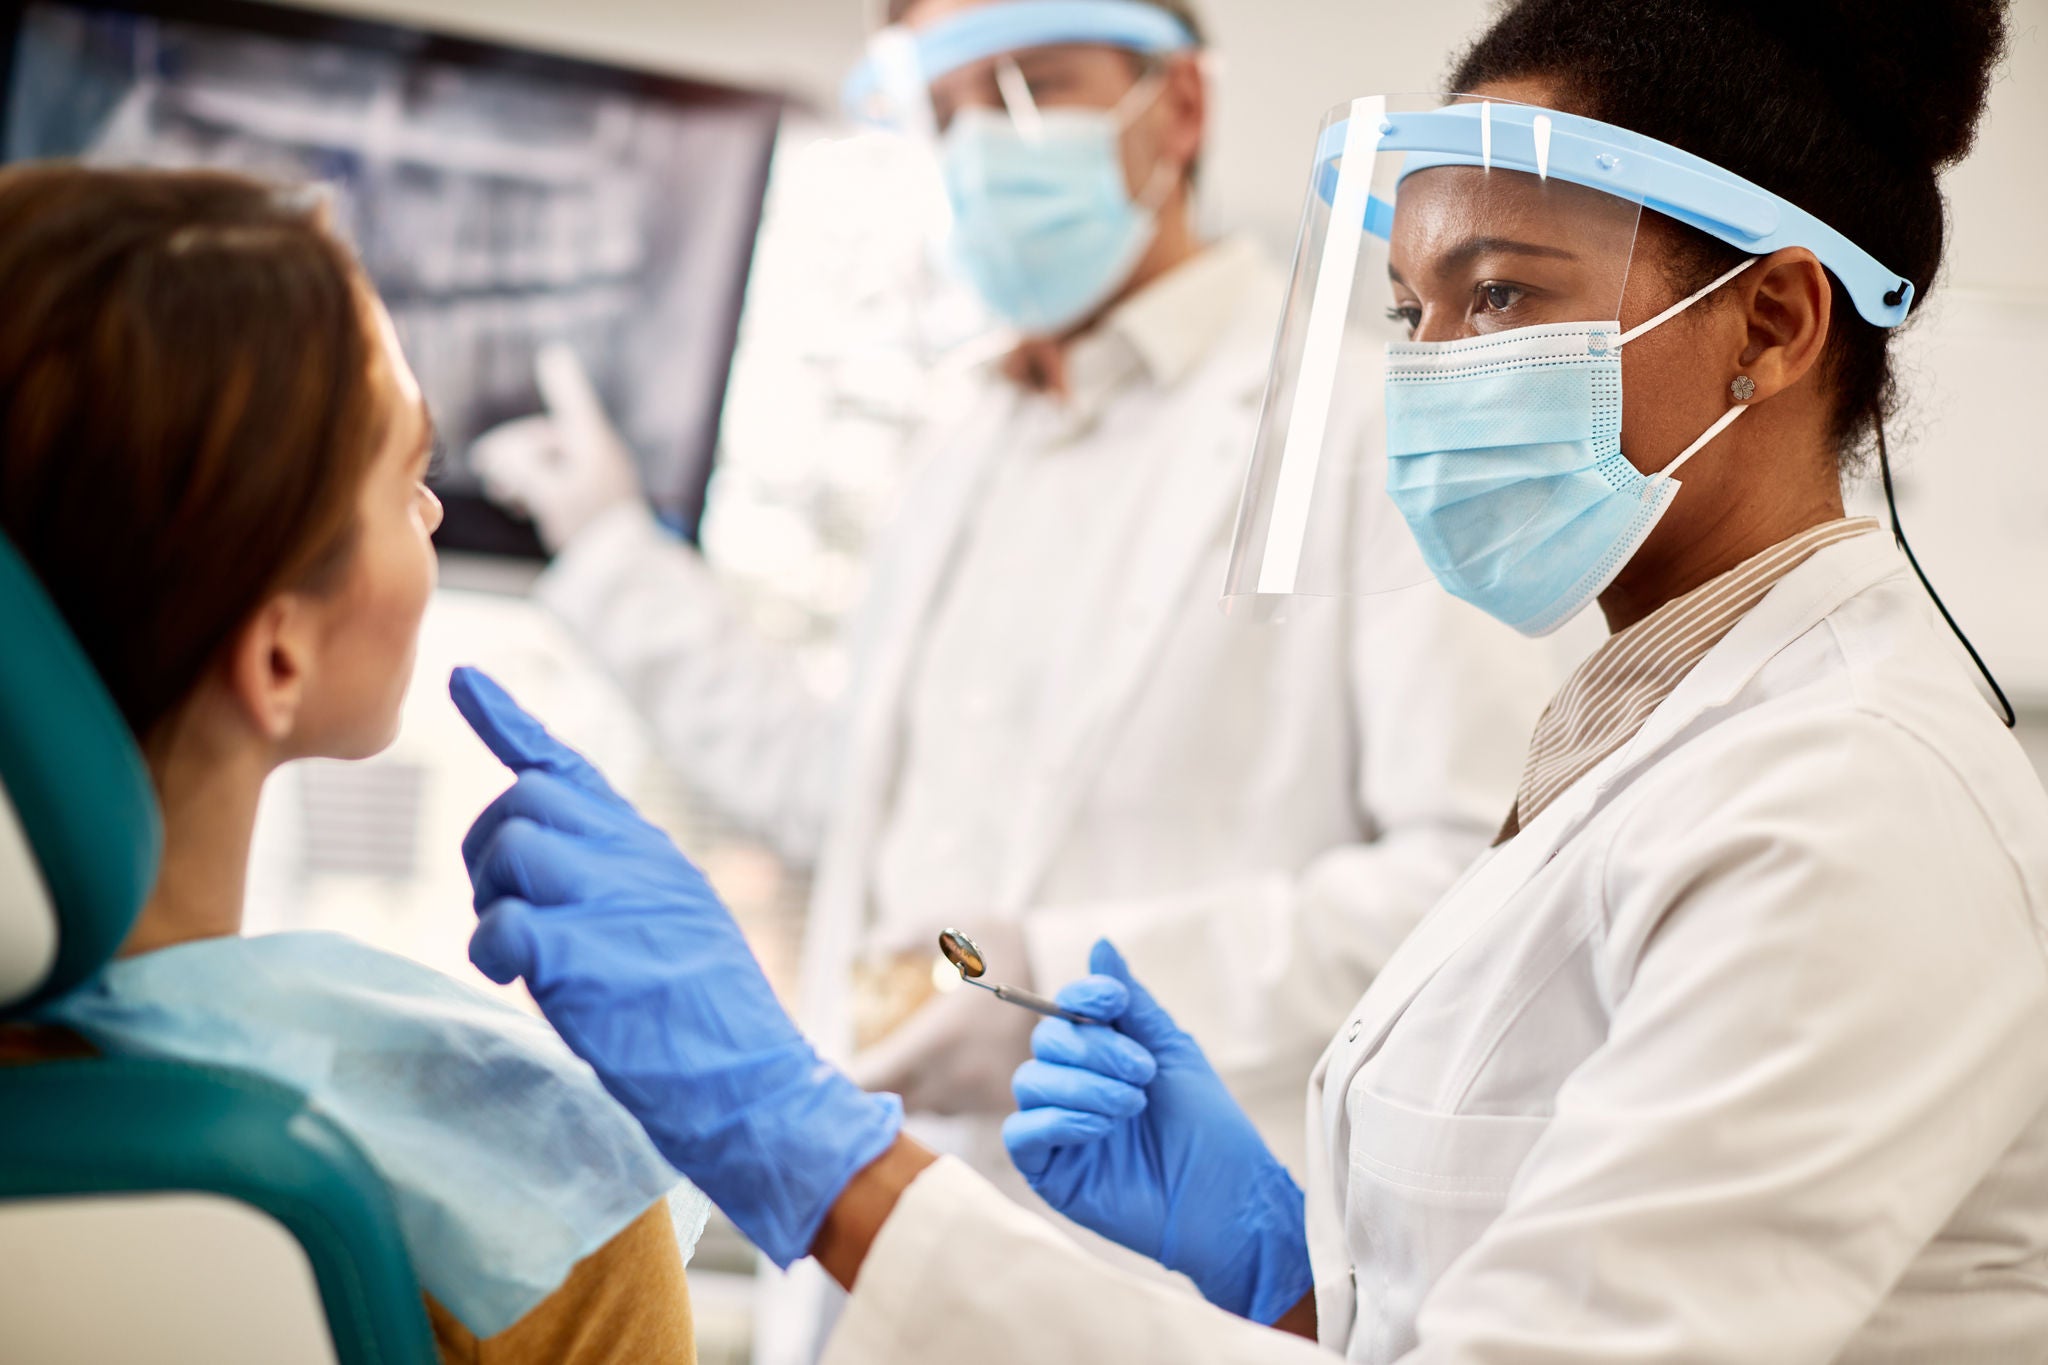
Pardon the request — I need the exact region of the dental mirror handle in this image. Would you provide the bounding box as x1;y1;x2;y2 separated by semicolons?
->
964;976;1101;1026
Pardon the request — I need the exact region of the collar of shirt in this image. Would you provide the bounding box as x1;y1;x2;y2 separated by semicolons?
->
1106;235;1270;389
1037;236;1272;433
1499;516;1886;841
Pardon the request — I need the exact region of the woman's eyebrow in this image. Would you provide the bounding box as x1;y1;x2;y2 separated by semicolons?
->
1388;236;1584;292
1415;236;1584;279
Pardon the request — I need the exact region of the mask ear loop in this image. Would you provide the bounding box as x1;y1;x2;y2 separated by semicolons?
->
1616;256;1758;348
1656;403;1748;477
1614;255;1762;478
1109;68;1180;214
1109;65;1169;126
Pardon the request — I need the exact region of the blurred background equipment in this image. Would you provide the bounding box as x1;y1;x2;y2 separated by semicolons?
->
1;0;782;557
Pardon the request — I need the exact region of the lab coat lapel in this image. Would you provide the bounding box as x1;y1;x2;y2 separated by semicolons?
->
1328;531;1911;1072
856;394;1020;741
798;388;1018;1053
994;337;1268;911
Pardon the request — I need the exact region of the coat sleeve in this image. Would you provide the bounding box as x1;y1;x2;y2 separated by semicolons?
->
823;1157;1332;1365
1020;495;1559;1166
1398;708;2048;1363
536;501;844;866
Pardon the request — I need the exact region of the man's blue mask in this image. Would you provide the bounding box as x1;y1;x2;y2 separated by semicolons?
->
939;80;1174;336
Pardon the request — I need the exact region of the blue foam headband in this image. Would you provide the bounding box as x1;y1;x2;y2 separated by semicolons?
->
1315;99;1913;328
843;0;1196;119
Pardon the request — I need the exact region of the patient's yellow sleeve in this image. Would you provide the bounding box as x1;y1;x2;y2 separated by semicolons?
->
426;1198;697;1364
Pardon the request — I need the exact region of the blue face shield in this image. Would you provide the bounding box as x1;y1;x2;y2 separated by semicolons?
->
1224;94;1913;628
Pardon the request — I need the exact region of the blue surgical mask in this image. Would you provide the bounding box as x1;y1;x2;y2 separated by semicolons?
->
939;83;1171;335
1382;258;1757;636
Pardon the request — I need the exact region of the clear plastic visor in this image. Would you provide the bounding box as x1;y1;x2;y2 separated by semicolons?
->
1224;94;1646;614
851;30;1167;142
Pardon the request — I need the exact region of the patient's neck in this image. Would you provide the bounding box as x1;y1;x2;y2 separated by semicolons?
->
118;716;269;958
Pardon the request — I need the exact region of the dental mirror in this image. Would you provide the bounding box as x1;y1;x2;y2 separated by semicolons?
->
938;928;987;979
938;928;1099;1025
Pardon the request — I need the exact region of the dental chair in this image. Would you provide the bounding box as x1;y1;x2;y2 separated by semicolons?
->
0;533;436;1364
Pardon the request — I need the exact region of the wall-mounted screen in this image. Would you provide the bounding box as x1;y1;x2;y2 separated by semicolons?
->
1;0;782;556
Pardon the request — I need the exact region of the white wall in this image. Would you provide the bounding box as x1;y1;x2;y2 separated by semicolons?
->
1946;2;2048;293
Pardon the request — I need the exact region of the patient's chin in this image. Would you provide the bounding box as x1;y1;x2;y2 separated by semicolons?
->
354;691;412;762
318;659;416;763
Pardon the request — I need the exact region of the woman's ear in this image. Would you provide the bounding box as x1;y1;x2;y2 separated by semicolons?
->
1733;246;1832;403
1156;52;1206;185
223;593;315;746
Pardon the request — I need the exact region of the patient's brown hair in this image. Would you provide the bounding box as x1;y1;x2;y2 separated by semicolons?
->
0;163;388;744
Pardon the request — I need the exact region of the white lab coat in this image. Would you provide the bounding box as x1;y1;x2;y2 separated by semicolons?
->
539;244;1556;1173
820;530;2048;1364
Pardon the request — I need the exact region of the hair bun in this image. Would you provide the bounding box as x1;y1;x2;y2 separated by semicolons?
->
1725;0;2009;168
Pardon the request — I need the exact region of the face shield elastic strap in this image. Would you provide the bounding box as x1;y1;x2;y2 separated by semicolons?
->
1317;98;1914;329
843;0;1196;121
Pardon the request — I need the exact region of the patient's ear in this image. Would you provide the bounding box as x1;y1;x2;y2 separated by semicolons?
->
223;593;316;746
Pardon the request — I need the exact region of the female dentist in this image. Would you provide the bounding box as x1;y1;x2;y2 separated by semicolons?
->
448;0;2048;1359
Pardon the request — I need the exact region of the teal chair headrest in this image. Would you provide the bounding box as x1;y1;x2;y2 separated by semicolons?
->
0;531;162;1013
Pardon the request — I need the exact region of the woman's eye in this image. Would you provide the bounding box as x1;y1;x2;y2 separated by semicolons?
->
1478;283;1524;314
1386;304;1422;333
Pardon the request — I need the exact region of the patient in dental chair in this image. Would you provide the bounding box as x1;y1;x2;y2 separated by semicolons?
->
0;162;700;1364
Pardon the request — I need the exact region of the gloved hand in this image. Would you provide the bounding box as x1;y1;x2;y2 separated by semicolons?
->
847;934;1039;1116
1003;939;1313;1325
469;344;641;552
449;666;901;1267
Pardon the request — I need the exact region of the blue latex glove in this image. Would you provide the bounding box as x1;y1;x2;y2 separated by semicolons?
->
1002;940;1313;1324
449;667;901;1268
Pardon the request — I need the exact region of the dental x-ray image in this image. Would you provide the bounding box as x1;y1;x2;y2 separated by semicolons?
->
2;0;782;556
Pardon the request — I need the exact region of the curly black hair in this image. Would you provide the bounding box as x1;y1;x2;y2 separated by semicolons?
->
1451;0;2009;468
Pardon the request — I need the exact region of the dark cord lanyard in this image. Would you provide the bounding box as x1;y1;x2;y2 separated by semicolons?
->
1876;421;2017;728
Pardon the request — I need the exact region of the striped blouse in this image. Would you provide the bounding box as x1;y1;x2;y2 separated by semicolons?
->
1500;516;1884;841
